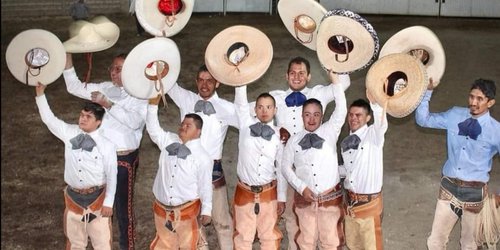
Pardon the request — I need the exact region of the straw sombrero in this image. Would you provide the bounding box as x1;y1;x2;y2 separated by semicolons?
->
135;0;194;37
379;26;445;88
63;16;120;53
277;0;327;51
366;53;428;118
6;29;66;86
205;25;273;86
316;9;379;74
121;37;180;99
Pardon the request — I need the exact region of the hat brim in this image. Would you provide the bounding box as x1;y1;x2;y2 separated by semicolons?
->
366;53;428;118
136;0;194;37
64;16;120;53
122;37;181;99
205;25;273;87
277;0;327;51
379;26;445;88
6;29;66;86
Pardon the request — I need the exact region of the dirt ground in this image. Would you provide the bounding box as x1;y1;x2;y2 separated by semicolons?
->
1;12;500;250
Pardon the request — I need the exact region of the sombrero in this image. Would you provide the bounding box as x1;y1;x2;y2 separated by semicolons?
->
205;25;273;87
121;37;181;99
316;9;379;74
63;16;120;53
379;26;445;88
366;53;428;118
6;29;66;86
277;0;327;51
135;0;194;37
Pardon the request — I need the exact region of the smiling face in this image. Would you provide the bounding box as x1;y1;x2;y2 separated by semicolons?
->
302;102;323;132
348;106;371;132
286;62;311;91
255;95;276;123
468;88;495;117
196;71;219;100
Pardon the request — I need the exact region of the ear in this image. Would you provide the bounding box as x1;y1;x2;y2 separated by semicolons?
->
366;114;372;123
307;73;312;82
487;99;495;108
215;81;220;89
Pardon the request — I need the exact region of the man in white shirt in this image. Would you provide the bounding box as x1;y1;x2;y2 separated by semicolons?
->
146;95;213;249
281;72;347;250
64;53;148;250
232;85;287;249
340;96;387;250
167;64;238;249
35;83;117;250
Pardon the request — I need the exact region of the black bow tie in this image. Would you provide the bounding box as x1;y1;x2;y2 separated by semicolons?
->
81;213;97;223
165;142;191;159
194;100;216;115
458;117;481;140
341;134;361;152
70;134;96;152
299;133;325;150
249;122;275;141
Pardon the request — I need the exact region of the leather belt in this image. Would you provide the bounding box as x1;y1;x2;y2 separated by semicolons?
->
347;190;381;203
239;180;277;193
447;177;485;188
117;149;135;156
69;184;105;195
156;199;196;211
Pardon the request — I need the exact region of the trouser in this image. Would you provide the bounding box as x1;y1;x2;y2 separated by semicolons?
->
64;186;112;250
283;184;300;250
233;180;282;249
115;149;139;250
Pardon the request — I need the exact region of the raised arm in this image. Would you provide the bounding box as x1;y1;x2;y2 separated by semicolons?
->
146;95;177;149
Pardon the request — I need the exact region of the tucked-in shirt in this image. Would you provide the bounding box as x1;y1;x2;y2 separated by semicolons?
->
281;83;347;196
36;94;117;207
146;105;213;216
64;67;148;151
341;103;388;194
167;83;239;160
234;86;287;202
415;90;500;183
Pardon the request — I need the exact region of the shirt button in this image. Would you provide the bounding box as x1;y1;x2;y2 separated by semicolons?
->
294;125;296;127
293;117;295;120
79;170;82;172
174;165;176;167
350;181;353;183
170;196;172;199
458;168;461;170
80;180;82;182
313;174;316;176
315;184;318;187
361;147;363;150
463;147;465;150
170;186;173;188
172;175;174;178
350;161;353;164
78;159;81;162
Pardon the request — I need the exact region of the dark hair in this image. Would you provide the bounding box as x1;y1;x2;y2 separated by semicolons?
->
303;98;323;113
349;99;372;116
184;113;203;130
256;92;276;106
82;102;105;121
471;78;496;100
287;56;310;75
114;52;127;60
197;64;210;76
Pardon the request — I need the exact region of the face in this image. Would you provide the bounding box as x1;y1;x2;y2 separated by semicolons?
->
348;106;371;132
196;71;219;100
109;57;124;87
178;117;201;143
302;103;323;132
255;97;276;123
468;88;495;117
78;110;101;133
286;62;311;91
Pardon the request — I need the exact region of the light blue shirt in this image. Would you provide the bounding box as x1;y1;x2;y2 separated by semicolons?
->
415;90;500;183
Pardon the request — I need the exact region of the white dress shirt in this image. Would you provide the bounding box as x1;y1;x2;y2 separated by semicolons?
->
64;67;148;151
146;105;213;216
281;83;347;196
36;94;118;207
341;103;387;194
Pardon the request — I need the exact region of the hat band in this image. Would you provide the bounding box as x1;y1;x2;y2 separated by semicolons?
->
224;42;250;72
328;35;353;63
293;15;316;44
384;71;408;97
24;48;50;85
145;61;170;108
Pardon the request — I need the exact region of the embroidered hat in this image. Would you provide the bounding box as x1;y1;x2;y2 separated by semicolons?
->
204;25;273;86
121;37;181;99
316;9;379;74
135;0;194;37
365;53;428;118
277;0;327;51
63;16;120;53
379;25;445;88
6;29;66;86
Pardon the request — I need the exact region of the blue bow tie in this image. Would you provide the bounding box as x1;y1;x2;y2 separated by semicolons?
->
249;122;275;141
285;91;307;107
165;142;192;159
458;118;481;140
341;134;361;152
299;133;325;150
194;100;216;115
70;134;96;152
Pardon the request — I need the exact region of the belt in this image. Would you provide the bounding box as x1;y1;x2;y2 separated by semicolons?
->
447;177;485;188
117;149;135;156
347;190;381;203
239;179;277;193
156;199;196;211
68;184;105;195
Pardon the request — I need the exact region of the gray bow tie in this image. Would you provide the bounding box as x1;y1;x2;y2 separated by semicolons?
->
70;134;96;152
341;134;361;152
165;142;191;159
298;133;325;150
249;122;275;141
194;100;216;115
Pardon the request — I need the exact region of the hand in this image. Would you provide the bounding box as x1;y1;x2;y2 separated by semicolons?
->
302;187;316;203
328;70;340;85
35;82;47;96
100;206;113;217
65;53;74;70
149;94;162;105
277;202;286;216
279;127;291;145
200;215;212;226
91;91;113;108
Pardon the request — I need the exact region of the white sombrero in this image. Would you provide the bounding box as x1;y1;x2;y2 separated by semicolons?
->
135;0;194;37
63;16;120;53
366;53;428;118
316;9;379;74
277;0;327;51
379;26;445;88
6;29;66;86
205;25;273;87
121;37;181;99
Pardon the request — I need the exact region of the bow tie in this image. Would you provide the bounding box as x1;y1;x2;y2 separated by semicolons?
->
341;134;361;152
249;122;275;141
70;134;96;152
299;133;325;150
165;142;192;159
81;213;97;223
285;91;307;107
194;100;216;115
458;118;481;140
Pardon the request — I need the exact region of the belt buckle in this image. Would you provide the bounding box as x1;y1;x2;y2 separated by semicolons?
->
251;185;263;193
